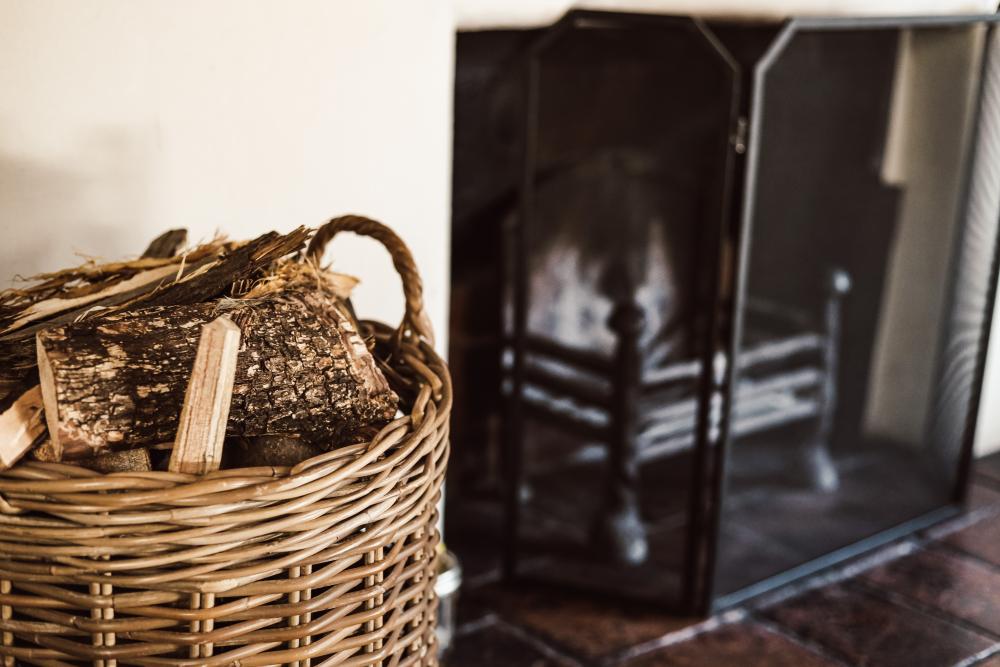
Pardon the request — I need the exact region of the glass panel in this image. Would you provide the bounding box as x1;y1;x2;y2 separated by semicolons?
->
715;23;998;600
509;16;736;605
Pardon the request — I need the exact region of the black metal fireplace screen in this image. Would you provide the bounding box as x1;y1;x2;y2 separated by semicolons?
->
448;11;1000;614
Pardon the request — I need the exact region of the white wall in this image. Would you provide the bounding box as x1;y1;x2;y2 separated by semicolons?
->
0;0;454;350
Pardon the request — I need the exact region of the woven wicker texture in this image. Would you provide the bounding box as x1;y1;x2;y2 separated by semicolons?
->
0;216;451;666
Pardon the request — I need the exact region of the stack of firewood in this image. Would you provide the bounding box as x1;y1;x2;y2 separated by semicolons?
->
0;227;400;474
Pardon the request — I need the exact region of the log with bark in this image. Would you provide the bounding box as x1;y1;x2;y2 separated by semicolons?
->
0;229;197;467
0;227;309;406
36;290;398;460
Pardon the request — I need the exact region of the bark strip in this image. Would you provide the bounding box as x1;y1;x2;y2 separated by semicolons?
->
141;229;188;260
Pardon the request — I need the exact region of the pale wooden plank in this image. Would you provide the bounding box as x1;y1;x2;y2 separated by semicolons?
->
169;316;242;475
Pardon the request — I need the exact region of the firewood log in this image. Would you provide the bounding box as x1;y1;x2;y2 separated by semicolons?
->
0;227;309;405
0;232;189;416
36;291;398;460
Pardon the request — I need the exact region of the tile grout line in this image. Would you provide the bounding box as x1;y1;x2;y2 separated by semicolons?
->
847;579;1000;644
746;499;1000;667
747;613;855;667
608;609;748;665
744;530;998;667
491;618;589;667
929;540;1000;575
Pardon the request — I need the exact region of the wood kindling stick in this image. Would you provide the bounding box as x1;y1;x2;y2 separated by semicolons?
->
0;386;45;470
169;316;241;475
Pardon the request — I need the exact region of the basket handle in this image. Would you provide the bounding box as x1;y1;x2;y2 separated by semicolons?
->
305;215;435;346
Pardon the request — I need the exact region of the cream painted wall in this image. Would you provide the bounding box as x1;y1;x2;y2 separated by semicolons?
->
0;0;454;351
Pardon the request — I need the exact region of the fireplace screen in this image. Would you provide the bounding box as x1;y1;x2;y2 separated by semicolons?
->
506;16;736;607
714;19;1000;603
448;11;1000;614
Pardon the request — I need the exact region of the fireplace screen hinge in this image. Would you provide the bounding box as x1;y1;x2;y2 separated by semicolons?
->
731;116;748;154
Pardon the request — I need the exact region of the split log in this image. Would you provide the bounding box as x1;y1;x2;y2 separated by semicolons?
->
0;227;309;405
0;232;191;415
37;292;398;460
169;316;242;475
0;386;45;469
0;261;192;404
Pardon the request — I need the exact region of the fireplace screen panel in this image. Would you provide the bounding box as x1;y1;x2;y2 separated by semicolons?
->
450;11;1000;614
714;23;998;601
509;16;737;605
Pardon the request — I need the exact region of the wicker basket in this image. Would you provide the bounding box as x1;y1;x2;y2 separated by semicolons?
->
0;216;451;666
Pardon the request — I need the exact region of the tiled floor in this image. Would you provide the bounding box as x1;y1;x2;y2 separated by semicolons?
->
444;454;1000;666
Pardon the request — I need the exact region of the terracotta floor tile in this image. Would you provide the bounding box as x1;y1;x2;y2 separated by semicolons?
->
441;456;1000;665
863;547;1000;636
445;622;572;667
944;512;1000;566
761;584;993;667
468;581;696;662
623;622;838;667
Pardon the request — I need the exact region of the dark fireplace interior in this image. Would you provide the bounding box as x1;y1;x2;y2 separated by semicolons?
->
447;13;998;613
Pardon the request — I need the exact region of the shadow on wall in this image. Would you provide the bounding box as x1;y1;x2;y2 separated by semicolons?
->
0;127;156;285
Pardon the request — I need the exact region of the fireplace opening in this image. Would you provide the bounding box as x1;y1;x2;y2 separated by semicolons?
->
447;12;1000;612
